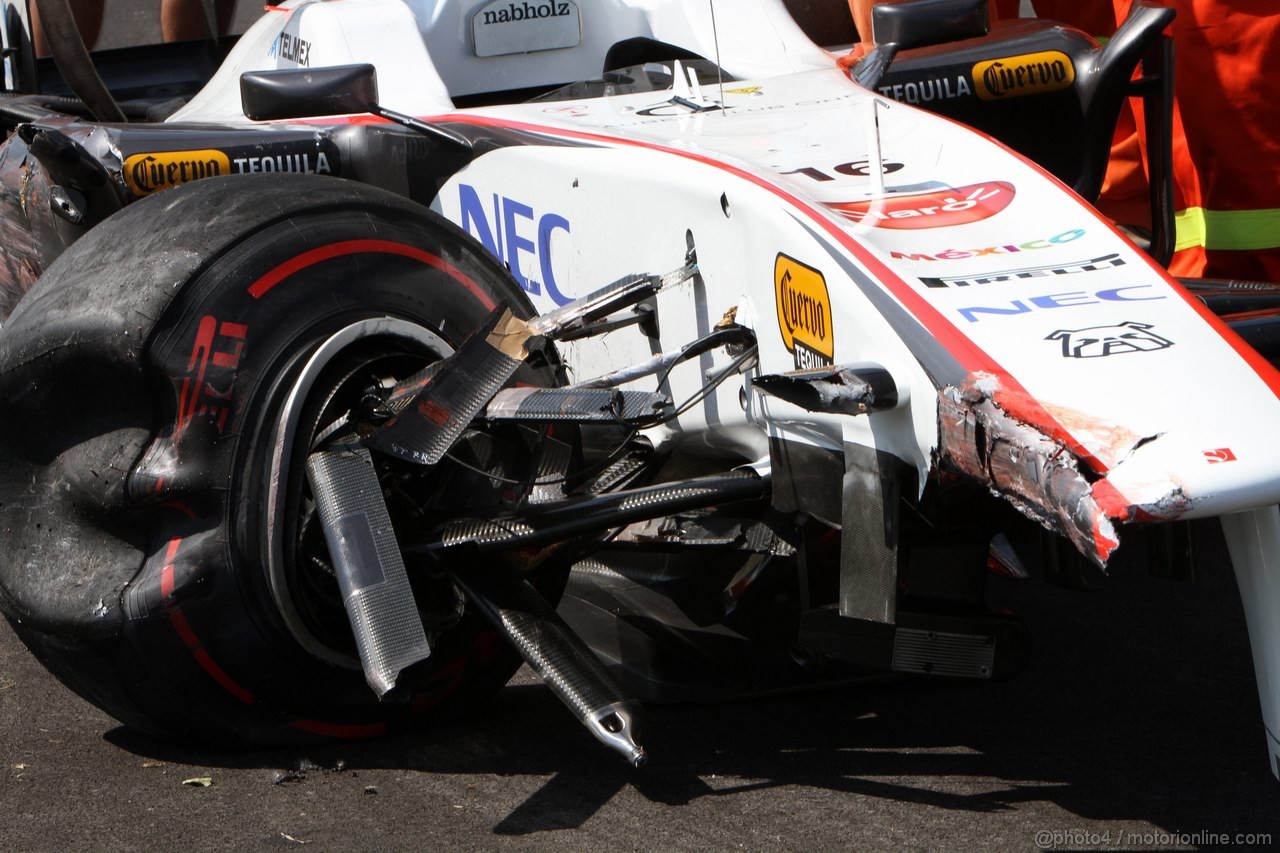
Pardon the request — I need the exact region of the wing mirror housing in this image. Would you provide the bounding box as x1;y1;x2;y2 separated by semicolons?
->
871;0;990;51
240;63;472;154
240;63;379;121
854;0;990;91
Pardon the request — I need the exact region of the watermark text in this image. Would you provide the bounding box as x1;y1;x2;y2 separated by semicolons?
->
1034;829;1270;849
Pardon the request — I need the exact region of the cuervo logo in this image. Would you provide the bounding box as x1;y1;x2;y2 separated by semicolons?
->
123;150;232;196
775;254;834;369
973;51;1075;100
780;272;826;340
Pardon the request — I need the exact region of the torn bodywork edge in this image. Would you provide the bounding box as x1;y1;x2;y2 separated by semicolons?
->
936;372;1190;567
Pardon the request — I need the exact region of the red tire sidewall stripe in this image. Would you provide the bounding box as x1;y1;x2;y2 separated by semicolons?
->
288;718;389;739
246;238;497;311
156;237;505;736
160;537;256;705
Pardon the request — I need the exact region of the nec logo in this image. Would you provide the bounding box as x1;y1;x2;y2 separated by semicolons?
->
458;184;572;305
957;285;1164;323
1047;321;1174;358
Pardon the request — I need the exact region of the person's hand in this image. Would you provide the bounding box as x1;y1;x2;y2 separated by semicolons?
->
837;41;875;72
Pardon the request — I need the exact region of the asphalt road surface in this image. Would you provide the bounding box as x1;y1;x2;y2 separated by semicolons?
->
4;5;1279;851
4;519;1279;850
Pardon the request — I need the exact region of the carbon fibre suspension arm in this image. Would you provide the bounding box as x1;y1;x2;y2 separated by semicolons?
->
305;258;698;765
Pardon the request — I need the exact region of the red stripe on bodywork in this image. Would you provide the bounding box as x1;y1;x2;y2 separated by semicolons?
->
429;110;1280;496
1092;479;1132;519
919;108;1280;403
400;112;1112;471
1091;478;1165;525
303;102;1280;479
246;238;497;310
295;101;1280;527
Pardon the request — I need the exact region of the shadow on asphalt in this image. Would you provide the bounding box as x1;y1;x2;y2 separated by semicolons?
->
100;521;1279;837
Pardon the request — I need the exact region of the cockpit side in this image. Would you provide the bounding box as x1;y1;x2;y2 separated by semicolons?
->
168;0;838;124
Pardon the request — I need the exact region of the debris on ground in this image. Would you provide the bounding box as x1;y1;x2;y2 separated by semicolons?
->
273;758;349;786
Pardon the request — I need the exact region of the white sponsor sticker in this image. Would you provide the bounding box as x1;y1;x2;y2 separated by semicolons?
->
472;0;581;57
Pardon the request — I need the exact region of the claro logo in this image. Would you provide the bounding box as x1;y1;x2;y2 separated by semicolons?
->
827;182;1016;230
973;51;1075;100
775;254;834;369
124;150;231;196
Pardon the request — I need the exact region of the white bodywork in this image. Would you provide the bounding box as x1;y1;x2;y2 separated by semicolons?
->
170;0;1280;780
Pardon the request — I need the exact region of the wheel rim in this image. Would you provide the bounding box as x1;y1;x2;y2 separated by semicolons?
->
264;317;454;667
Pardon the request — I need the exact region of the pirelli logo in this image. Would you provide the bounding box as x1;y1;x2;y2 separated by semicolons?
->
972;50;1075;100
775;254;834;370
124;149;231;196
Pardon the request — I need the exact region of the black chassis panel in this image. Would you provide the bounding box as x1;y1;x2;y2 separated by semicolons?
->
0;115;478;319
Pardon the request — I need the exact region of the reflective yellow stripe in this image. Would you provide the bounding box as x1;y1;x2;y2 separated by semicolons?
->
1175;207;1280;252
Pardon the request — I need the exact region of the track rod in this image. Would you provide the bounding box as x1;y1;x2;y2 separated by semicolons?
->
416;470;769;554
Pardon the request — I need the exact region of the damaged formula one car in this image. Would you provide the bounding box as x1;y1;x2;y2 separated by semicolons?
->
3;0;1280;777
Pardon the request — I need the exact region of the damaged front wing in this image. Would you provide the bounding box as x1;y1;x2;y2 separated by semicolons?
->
936;373;1191;566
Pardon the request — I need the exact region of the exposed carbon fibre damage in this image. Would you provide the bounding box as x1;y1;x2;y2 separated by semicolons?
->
938;374;1120;566
0;134;58;322
1092;478;1192;525
938;374;1195;567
